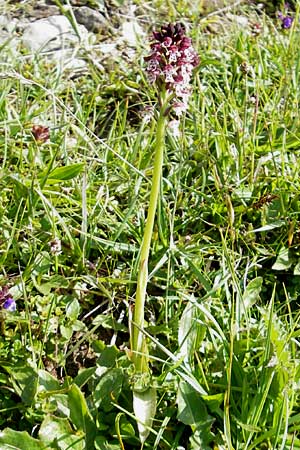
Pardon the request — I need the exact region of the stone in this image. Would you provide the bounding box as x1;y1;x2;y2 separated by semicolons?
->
0;14;18;52
226;13;249;27
30;4;61;20
21;14;88;52
73;6;108;33
0;14;18;32
119;19;145;47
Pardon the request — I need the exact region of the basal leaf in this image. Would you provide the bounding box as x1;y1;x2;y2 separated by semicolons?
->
46;163;85;181
39;415;84;450
242;276;263;312
38;369;61;392
189;418;215;450
68;384;96;448
0;428;45;450
178;302;204;367
94;368;124;411
272;247;293;270
177;381;208;425
133;387;157;444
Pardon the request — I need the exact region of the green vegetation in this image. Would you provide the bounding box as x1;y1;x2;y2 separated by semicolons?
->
1;1;300;449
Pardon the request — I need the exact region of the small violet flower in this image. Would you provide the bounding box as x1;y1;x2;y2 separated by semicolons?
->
3;297;16;312
0;287;16;312
145;23;199;116
279;13;293;29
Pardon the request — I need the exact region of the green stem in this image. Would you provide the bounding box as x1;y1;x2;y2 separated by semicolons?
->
132;105;168;374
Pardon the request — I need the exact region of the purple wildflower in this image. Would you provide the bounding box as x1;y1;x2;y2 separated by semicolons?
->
145;23;199;116
282;16;293;29
277;10;294;29
0;286;16;312
3;297;16;312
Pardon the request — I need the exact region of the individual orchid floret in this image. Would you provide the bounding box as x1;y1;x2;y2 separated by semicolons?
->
168;119;180;137
145;23;199;116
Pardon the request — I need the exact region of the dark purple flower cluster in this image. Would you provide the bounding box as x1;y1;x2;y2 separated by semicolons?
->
32;124;50;143
145;23;199;116
0;286;16;312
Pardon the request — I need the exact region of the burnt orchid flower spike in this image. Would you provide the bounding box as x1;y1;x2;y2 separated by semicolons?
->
145;22;199;117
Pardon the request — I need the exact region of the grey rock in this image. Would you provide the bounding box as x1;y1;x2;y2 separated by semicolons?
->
73;6;108;33
0;30;14;48
30;4;61;20
0;14;19;32
21;15;88;52
0;14;18;52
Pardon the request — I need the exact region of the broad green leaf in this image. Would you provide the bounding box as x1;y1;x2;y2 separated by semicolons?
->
66;298;80;321
251;220;285;233
189;418;215;450
68;384;96;449
35;275;70;295
94;368;123;411
202;393;224;416
177;381;208;425
68;383;93;430
272;247;293;270
31;252;52;276
46;163;85;181
38;369;61;392
60;324;73;340
21;373;38;405
52;393;70;417
6;366;38;405
0;428;45;450
133;386;157;444
119;419;135;437
242;277;263;312
92;314;127;332
294;260;300;275
178;302;204;367
74;367;97;388
39;415;84;450
94;436;120;450
97;345;119;368
232;186;253;201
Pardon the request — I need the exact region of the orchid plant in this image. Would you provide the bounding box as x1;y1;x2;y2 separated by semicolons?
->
130;22;199;446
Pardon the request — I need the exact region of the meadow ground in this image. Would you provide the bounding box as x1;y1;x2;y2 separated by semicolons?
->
1;1;300;449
